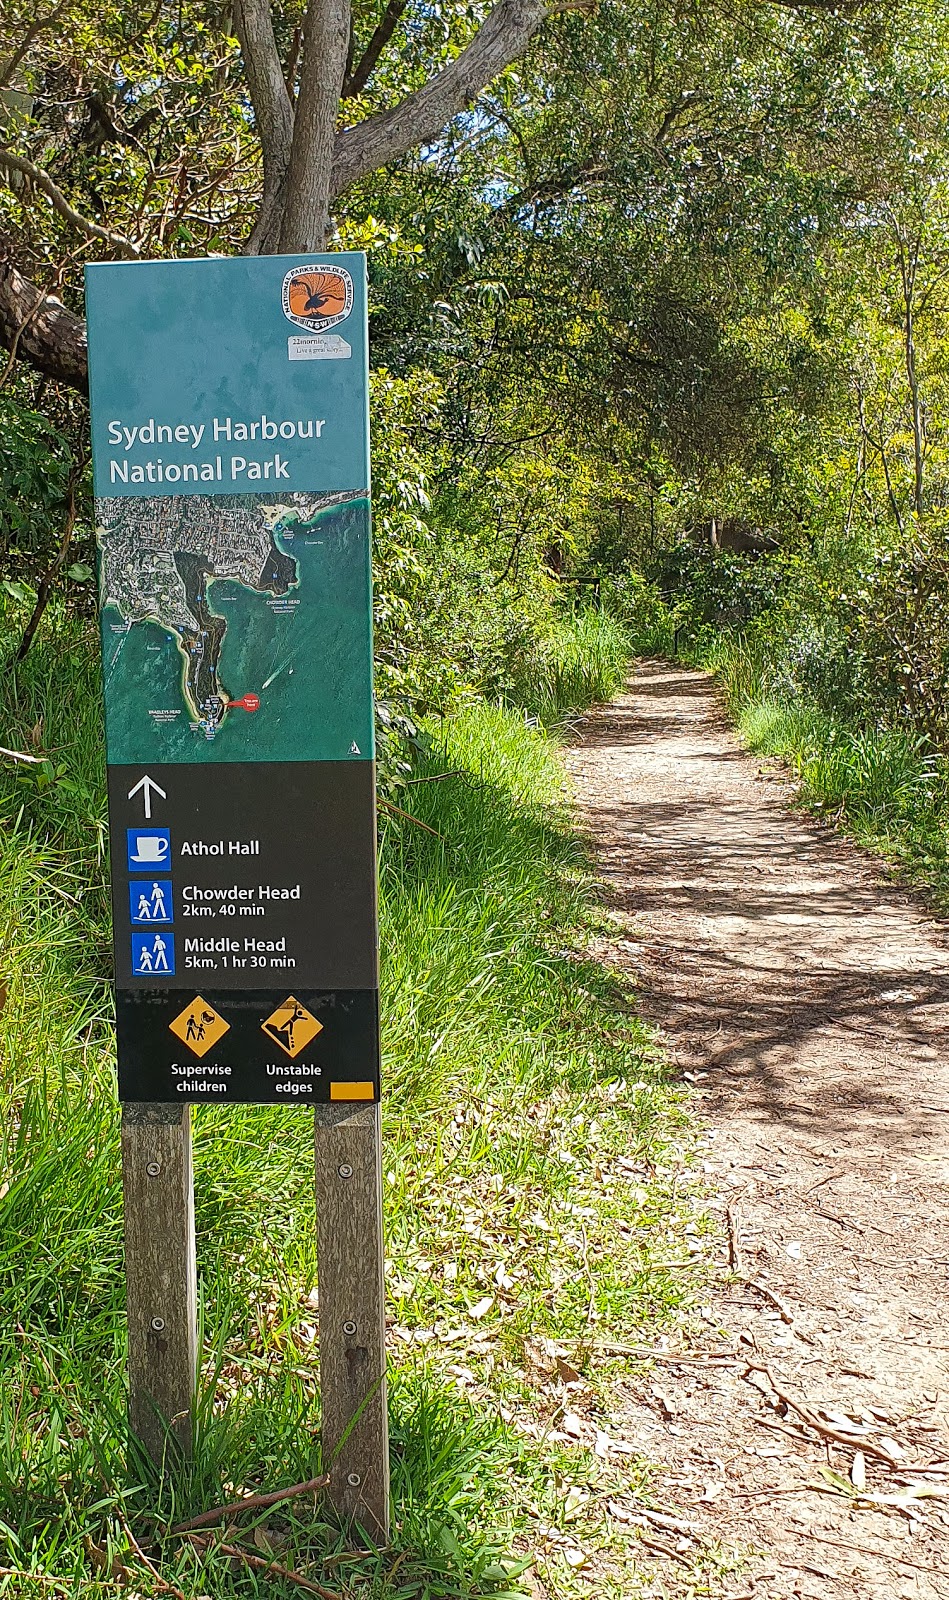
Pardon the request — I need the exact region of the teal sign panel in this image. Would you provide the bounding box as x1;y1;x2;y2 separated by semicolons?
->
87;256;380;1106
85;255;373;766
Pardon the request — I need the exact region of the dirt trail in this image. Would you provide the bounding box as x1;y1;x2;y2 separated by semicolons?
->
567;662;949;1599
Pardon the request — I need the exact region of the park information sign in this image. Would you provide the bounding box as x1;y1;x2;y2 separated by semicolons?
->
86;254;380;1106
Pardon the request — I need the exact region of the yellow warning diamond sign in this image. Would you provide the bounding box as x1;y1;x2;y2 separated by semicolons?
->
169;996;230;1058
261;996;323;1059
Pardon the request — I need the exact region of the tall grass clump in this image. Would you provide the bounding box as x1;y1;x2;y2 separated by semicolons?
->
512;607;632;721
0;605;698;1598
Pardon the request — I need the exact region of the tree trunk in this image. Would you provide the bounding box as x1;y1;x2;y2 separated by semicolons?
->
233;0;294;256
904;296;925;519
0;244;88;392
279;0;352;252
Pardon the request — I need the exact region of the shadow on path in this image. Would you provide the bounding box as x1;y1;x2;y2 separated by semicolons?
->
568;660;949;1151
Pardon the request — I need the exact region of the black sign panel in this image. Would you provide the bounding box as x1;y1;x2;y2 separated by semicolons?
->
110;761;379;1102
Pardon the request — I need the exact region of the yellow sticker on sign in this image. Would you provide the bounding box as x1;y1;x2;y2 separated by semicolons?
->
169;996;230;1058
261;996;323;1059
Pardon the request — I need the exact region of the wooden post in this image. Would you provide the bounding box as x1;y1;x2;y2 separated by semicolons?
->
314;1102;389;1543
121;1103;198;1463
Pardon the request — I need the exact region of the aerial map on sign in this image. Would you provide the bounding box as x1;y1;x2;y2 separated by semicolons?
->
97;490;373;766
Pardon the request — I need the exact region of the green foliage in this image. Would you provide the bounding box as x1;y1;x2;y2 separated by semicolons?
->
619;570;949;907
0;387;89;585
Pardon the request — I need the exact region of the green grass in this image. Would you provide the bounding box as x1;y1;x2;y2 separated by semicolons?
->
0;603;711;1599
511;609;633;723
695;632;949;895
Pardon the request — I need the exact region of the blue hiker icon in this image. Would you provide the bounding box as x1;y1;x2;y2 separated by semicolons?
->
129;879;173;924
131;931;175;977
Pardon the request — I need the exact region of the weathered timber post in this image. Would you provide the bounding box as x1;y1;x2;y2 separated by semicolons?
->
314;1102;389;1541
121;1104;197;1460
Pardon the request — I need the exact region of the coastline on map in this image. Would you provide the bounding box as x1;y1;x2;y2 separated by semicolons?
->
97;492;374;766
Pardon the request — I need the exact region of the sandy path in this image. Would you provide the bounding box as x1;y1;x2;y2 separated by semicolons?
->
566;662;949;1599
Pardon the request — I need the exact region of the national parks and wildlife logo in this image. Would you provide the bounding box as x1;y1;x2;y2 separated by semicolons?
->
282;265;354;333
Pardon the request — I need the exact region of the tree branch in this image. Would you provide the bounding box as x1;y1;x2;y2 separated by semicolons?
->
233;0;294;253
501;156;608;216
765;0;866;9
0;3;70;91
0;242;88;391
280;0;352;250
14;468;81;663
0;149;140;256
655;89;702;146
342;0;409;99
330;0;550;200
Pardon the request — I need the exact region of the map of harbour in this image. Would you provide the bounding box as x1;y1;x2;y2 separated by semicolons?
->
97;490;373;766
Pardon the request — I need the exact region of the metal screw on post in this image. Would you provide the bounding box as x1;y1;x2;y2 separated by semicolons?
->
146;1162;161;1177
151;1317;166;1332
338;1164;353;1179
343;1321;357;1335
347;1473;361;1487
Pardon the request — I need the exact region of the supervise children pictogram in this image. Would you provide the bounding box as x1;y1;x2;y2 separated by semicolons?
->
169;996;230;1058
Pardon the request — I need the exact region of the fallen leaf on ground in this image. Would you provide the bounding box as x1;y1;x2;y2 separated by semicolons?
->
562;1486;589;1519
651;1384;677;1419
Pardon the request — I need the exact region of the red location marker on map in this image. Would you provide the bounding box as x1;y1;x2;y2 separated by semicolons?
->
228;693;260;712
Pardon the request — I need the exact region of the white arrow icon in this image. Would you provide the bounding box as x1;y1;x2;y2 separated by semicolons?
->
128;774;167;819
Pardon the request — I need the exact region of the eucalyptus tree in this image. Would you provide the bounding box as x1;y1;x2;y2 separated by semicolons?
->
0;0;904;395
0;0;588;389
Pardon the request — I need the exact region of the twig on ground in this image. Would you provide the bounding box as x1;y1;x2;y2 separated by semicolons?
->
377;796;447;839
635;1531;691;1564
596;1343;743;1364
805;1170;845;1194
807;1529;944;1577
747;1280;792;1323
171;1472;330;1532
777;1558;838;1580
743;1363;905;1466
729;1485;824;1500
752;1414;814;1446
726;1204;743;1272
632;1506;700;1537
812;1205;865;1234
402;769;463;784
115;1510;189;1600
0;744;45;764
185;1532;343;1598
747;1279;815;1344
830;1017;889;1041
0;1570;72;1594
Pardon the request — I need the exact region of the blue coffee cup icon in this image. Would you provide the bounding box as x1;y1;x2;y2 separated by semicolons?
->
127;828;171;870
